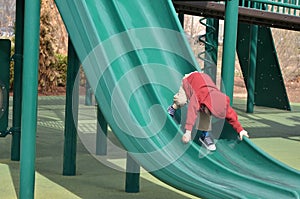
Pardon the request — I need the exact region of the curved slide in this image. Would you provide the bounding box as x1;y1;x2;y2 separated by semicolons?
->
54;1;300;198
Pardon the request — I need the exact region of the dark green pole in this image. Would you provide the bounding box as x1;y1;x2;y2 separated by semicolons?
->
63;39;80;176
246;24;258;113
85;80;93;106
125;153;140;193
178;12;184;27
96;105;107;155
11;0;25;161
19;1;41;198
246;1;259;113
221;0;239;103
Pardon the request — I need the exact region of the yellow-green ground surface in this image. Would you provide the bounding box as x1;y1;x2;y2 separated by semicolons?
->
0;96;299;199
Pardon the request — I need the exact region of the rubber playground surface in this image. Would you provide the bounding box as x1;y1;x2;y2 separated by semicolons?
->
0;96;299;199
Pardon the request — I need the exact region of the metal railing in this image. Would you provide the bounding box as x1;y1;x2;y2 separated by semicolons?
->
240;0;300;16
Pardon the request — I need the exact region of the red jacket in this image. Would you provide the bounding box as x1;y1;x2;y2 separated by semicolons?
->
182;72;244;133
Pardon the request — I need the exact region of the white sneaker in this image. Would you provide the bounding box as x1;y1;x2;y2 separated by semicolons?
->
199;135;216;151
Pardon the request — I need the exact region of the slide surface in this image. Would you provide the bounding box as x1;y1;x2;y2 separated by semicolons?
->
55;1;300;198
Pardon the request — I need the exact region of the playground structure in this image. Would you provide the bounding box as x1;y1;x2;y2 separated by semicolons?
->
0;0;299;198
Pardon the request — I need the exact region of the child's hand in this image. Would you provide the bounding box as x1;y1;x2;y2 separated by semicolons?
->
238;130;249;140
182;130;192;143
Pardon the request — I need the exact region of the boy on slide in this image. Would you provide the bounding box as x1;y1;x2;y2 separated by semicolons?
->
167;71;249;151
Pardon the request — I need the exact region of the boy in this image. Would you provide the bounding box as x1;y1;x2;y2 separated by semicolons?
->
167;71;249;151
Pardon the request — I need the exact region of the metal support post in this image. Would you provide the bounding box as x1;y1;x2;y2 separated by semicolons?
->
19;1;41;198
125;153;140;193
11;0;25;161
246;24;258;113
96;105;108;155
221;0;239;103
85;80;93;106
63;39;80;176
178;12;184;27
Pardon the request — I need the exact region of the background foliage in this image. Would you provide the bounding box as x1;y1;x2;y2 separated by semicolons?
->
38;0;68;94
0;1;299;95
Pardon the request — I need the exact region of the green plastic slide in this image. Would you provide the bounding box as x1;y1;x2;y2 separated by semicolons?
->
54;1;300;198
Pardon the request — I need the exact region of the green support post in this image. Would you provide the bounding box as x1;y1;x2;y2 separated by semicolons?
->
246;25;258;113
0;39;10;135
11;0;25;161
96;105;108;155
178;12;184;28
63;39;80;176
221;0;239;103
125;153;140;193
19;1;41;199
85;80;93;106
